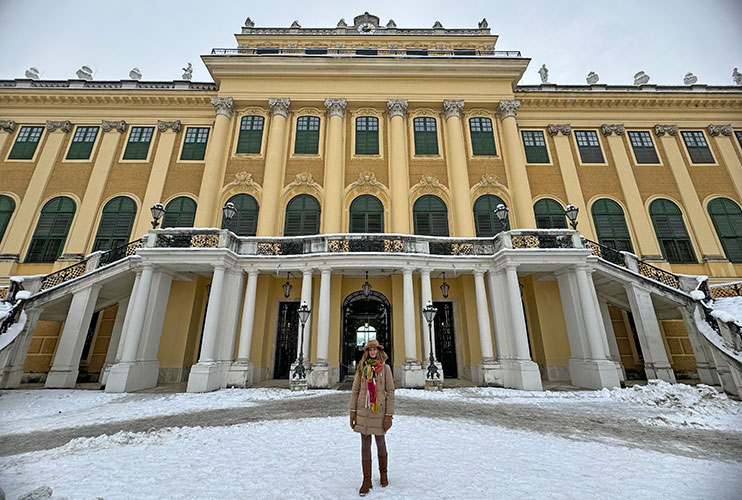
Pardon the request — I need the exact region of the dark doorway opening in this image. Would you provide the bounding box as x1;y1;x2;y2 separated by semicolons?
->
274;302;299;379
433;301;458;378
341;290;392;380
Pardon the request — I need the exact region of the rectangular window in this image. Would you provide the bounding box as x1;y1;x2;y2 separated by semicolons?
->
735;130;742;148
294;116;320;154
355;116;379;155
8;126;44;160
406;49;429;56
66;126;99;160
681;131;714;163
180;127;209;160
236;116;264;154
574;130;605;163
122;126;154;160
521;130;549;163
469;117;496;155
355;49;378;56
413;117;438;155
256;47;279;55
628;131;660;164
453;49;476;56
305;48;328;55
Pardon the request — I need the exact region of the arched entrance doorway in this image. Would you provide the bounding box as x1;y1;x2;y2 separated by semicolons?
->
341;290;392;380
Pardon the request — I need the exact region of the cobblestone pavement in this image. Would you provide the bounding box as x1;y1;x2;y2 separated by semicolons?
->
1;391;740;461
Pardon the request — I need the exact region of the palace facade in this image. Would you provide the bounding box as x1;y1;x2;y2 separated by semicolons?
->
1;13;741;394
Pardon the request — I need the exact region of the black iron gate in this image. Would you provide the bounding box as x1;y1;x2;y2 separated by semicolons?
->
341;290;392;380
433;301;458;378
274;302;299;379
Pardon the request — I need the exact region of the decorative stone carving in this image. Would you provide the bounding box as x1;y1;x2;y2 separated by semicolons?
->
633;71;650;85
538;64;549;84
24;67;40;80
292;172;320;189
601;124;625;136
386;19;396;28
387;99;408;118
653;125;678;137
733;68;742;86
0;120;16;133
586;71;599;85
269;98;291;118
478;18;488;29
336;18;347;28
227;171;260;190
76;66;93;81
683;72;697;85
182;63;193;81
290;20;301;29
474;173;504;190
442;100;464;119
45;120;72;133
547;124;571;136
157;120;182;133
413;174;442;194
352;171;382;192
707;124;733;137
497;100;520;119
324;98;347;118
128;68;142;80
432;21;443;29
244;17;255;28
101;120;127;133
211;97;235;119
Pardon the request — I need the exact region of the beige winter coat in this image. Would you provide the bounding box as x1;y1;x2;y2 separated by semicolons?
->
350;363;395;435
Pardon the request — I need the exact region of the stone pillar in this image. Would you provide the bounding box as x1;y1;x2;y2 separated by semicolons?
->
442;100;475;236
193;97;234;228
598;299;626;382
387;99;411;234
0;308;41;389
474;270;499;385
419;269;443;378
603;128;663;259
229;270;259;388
548;124;595;240
402;268;424;387
502;264;542;390
100;296;129;387
298;269;313;363
310;268;331;388
487;270;511;360
132;120;181;238
654;125;725;263
0;121;70;274
708;125;742;208
45;284;101;388
63;121;127;258
322;99;346;233
679;306;719;386
187;264;227;392
624;282;676;382
256;98;291;236
498;101;536;229
216;270;245;386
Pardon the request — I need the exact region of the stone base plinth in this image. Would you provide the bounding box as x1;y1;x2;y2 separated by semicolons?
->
425;378;443;391
643;361;677;384
0;367;23;389
227;361;254;388
290;378;308;391
186;362;221;393
45;368;79;389
105;361;159;393
401;361;425;388
479;359;503;387
568;358;621;390
308;361;329;388
501;359;543;390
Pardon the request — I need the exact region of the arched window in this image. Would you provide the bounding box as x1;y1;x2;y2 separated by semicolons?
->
25;196;76;263
708;197;742;263
349;195;384;233
413;195;449;236
649;199;696;264
591;199;633;252
533;199;567;229
163;197;197;229
223;194;259;236
473;194;506;237
284;195;320;236
93;196;137;251
0;195;15;244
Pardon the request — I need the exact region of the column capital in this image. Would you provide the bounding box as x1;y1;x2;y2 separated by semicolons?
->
442;99;465;119
211;97;235;119
547;124;571;136
419;268;431;277
497;100;521;119
0;120;16;133
473;269;485;277
157;120;182;133
269;97;291;118
387;99;408;118
101;120;127;133
707;124;733;137
601;124;625;136
402;268;414;275
324;98;347;118
653;124;678;137
45;120;72;133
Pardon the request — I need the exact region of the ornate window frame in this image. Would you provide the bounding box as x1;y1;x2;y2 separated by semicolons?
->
587;195;639;256
118;124;158;164
5;124;46;163
288;107;325;160
87;192;142;254
176;124;212;164
350;108;384;160
464;109;500;159
62;124;103;163
230;107;270;159
571;128;609;166
278;172;325;235
407;109;444;160
644;194;701;265
342;171;390;232
22;192;81;263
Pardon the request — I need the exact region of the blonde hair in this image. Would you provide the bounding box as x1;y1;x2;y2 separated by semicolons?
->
356;347;388;374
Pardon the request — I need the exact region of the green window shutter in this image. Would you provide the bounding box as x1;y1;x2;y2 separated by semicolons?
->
163;197;197;229
533;199;568;229
628;131;659;164
413;117;439;155
650;199;697;264
522;130;549;163
236;116;264;154
222;194;259;236
25;196;76;263
93;196;137;251
66;126;99;160
574;130;604;163
735;131;742;149
473;195;506;237
681;131;714;163
469;118;496;155
284;195;320;236
9;126;44;160
349;195;384;233
355;117;379;155
0;195;15;244
591;199;634;252
708;198;742;263
123;127;154;160
294;116;320;154
180;127;209;160
413;195;448;236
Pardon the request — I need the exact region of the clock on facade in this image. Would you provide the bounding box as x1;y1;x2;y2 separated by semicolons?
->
357;22;376;34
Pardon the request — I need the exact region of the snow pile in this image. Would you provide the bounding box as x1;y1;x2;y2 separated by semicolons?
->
601;380;737;417
0;308;27;351
689;289;706;301
710;296;742;326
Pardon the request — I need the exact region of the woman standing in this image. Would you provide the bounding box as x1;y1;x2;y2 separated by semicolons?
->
349;339;395;496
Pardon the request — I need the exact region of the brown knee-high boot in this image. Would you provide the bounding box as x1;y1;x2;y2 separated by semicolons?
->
359;459;373;496
379;454;388;487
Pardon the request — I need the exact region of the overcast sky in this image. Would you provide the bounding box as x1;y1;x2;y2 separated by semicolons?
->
1;0;740;86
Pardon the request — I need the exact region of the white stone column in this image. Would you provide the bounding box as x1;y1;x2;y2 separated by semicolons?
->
679;306;719;386
502;264;542;390
624;283;676;383
120;265;154;363
309;268;331;388
475;270;500;386
298;269;313;362
229;270;259;388
0;309;42;389
574;266;608;360
100;296;129;387
401;268;424;388
598;299;626;382
216;270;245;387
419;269;434;360
45;284;101;388
487;270;511;360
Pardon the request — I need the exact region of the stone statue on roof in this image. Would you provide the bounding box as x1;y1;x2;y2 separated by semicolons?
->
683;72;697;85
182;63;193;81
538;64;549;84
733;68;742;86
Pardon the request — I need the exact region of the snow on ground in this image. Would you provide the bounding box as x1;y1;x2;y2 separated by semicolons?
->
1;416;740;500
711;296;742;325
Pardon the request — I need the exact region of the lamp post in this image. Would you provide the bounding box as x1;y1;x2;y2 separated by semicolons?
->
439;272;449;299
495;203;510;231
283;272;292;298
362;271;371;297
292;301;311;382
222;201;237;223
565;204;579;230
150;203;165;229
422;301;441;390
